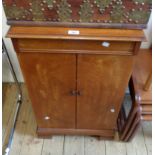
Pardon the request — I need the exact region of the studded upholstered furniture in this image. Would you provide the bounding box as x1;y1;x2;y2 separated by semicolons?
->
3;0;152;29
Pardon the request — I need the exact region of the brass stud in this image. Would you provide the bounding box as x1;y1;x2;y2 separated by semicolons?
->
135;1;138;5
135;20;139;23
48;5;53;8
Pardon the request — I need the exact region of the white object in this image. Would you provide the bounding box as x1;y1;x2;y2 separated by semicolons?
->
68;30;80;35
110;108;115;113
44;116;50;120
135;95;141;101
5;147;10;155
102;42;110;47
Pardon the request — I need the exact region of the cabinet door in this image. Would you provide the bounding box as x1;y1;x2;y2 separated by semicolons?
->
18;53;76;129
77;54;134;130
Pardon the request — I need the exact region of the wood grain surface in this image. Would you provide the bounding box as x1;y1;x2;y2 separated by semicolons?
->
17;53;77;129
77;54;134;130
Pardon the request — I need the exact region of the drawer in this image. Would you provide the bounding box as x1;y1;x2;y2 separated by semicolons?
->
16;39;135;55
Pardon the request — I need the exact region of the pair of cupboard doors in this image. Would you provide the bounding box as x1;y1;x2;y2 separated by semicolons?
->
18;53;131;130
18;52;133;131
8;26;145;137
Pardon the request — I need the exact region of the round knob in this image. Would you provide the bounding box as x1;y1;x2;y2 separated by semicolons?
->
110;108;115;113
44;116;50;120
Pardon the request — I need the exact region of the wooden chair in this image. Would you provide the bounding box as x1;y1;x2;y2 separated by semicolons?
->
132;49;152;120
118;49;152;141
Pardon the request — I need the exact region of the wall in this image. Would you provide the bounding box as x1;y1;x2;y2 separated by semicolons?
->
2;7;24;82
2;7;152;82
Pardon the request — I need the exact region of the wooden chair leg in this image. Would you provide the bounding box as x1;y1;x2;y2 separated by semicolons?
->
120;104;139;140
143;72;152;91
123;112;141;142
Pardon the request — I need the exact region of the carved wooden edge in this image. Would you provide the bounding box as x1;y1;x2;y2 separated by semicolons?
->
133;42;141;55
37;127;115;138
11;39;19;52
7;20;147;30
141;114;152;121
143;72;152;91
16;48;134;55
6;26;146;42
141;105;152;114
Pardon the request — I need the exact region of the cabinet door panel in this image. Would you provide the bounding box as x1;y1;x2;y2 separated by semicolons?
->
18;53;76;129
77;54;134;130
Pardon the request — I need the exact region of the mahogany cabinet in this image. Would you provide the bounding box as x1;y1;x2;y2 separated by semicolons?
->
7;26;145;139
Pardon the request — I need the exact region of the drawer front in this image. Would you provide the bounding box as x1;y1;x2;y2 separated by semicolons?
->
16;39;135;55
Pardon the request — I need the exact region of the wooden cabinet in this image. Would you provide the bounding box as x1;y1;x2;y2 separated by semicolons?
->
7;26;145;139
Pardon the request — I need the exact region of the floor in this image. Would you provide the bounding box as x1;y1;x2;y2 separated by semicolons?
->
2;83;152;155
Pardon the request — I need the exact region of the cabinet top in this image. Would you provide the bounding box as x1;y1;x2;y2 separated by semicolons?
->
7;26;146;42
3;0;151;29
